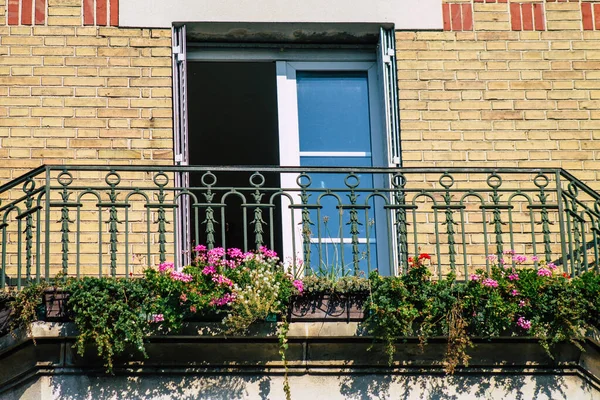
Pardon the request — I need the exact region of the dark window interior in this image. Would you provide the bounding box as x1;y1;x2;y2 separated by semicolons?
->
187;62;282;253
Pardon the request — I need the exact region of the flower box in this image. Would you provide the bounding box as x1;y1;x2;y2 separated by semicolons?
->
289;292;368;322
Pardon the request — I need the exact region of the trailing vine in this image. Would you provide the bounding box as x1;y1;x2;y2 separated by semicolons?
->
64;277;153;372
278;316;291;400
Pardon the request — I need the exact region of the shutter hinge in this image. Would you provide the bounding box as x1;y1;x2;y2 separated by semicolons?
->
173;45;186;62
175;154;183;163
383;48;394;64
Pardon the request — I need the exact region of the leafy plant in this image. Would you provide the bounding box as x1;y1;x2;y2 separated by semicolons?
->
9;281;49;341
65;277;153;372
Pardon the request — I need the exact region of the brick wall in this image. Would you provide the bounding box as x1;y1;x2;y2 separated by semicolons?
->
0;0;173;184
401;1;600;188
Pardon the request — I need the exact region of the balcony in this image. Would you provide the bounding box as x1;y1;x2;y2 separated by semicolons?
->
1;165;600;398
1;165;600;287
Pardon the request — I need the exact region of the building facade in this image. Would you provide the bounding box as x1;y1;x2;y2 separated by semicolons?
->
1;1;600;398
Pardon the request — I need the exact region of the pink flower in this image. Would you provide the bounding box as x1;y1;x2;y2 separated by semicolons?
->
519;300;526;307
222;259;238;269
498;258;505;266
158;262;174;273
469;274;480;281
517;316;531;330
487;254;498;262
190;305;197;313
508;273;519;281
531;256;539;262
227;248;244;258
503;249;515;256
180;293;187;302
482;278;499;288
212;274;233;287
202;265;216;275
171;271;193;282
194;244;207;253
207;247;226;263
537;268;552;277
547;262;557;270
514;255;527;264
510;289;519;296
292;279;304;293
259;246;278;258
151;314;164;323
210;293;236;306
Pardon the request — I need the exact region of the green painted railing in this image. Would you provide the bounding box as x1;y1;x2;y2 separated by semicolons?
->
1;165;599;288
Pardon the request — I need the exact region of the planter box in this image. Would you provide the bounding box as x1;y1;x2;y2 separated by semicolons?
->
289;293;368;322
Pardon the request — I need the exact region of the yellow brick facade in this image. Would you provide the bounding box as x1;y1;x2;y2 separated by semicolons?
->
400;3;600;189
0;0;172;184
0;0;599;279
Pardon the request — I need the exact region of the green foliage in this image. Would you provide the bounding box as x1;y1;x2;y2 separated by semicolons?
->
64;277;152;372
364;253;600;373
6;248;600;383
302;274;370;295
8;281;49;340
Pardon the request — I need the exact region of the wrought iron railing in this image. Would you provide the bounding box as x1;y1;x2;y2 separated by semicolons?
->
1;165;599;288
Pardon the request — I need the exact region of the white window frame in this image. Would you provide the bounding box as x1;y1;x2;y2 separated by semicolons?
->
182;42;399;274
275;60;390;273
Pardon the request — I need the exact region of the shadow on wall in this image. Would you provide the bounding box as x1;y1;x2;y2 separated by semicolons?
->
45;371;599;400
339;373;597;400
50;375;273;400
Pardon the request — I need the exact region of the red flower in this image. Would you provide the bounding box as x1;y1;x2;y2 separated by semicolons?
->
562;272;571;279
418;253;431;260
408;257;414;263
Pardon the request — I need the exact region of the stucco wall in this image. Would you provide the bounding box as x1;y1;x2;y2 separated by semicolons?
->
2;374;597;400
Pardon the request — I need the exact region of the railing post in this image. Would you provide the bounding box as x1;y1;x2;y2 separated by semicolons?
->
555;170;570;276
44;167;51;283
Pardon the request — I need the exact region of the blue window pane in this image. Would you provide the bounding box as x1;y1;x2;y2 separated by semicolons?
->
297;72;372;153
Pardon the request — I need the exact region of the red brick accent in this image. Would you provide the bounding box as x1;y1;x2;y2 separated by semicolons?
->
547;0;577;2
442;2;473;31
96;0;107;26
510;3;522;31
8;0;19;25
110;0;119;26
582;2;600;30
533;3;545;31
22;0;33;25
463;4;473;30
8;0;46;25
474;0;506;3
34;0;45;25
510;2;545;31
84;0;119;26
582;2;593;30
442;4;451;30
83;0;95;25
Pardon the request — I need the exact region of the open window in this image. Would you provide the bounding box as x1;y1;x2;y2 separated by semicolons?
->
173;25;400;274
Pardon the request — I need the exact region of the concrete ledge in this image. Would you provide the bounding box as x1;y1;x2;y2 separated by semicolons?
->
1;322;600;398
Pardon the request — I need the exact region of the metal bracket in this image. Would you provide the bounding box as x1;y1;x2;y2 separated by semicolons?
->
173;45;186;62
175;154;183;163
